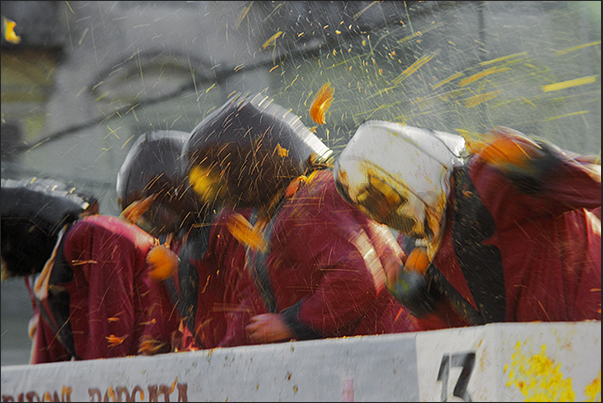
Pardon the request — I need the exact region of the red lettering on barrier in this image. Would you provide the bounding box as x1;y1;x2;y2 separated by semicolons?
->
115;386;144;402
147;385;158;402
42;391;60;401
3;381;186;402
88;388;101;402
2;387;72;403
103;386;117;402
148;378;185;402
176;384;187;403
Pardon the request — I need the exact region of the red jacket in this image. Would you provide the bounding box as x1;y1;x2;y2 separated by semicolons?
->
28;215;187;363
403;150;601;329
211;170;420;347
167;227;227;349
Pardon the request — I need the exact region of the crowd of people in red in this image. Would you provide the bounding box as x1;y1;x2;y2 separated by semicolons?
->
2;93;600;364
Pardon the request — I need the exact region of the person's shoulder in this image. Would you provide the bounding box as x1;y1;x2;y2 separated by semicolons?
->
299;169;339;201
293;169;365;224
72;215;154;244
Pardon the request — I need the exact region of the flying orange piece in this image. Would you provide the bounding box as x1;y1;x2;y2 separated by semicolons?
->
226;212;268;252
2;16;21;44
146;244;179;281
310;83;334;125
119;195;155;225
106;334;128;347
478;127;544;172
404;247;430;275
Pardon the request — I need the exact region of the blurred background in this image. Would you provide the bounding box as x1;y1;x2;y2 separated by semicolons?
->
1;1;600;366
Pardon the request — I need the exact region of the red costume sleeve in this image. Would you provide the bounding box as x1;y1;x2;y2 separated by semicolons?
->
471;146;601;231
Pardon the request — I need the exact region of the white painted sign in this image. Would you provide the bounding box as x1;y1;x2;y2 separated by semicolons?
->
1;321;600;402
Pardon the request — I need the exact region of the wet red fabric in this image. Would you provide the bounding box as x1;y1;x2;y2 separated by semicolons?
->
211;170;420;347
29;215;186;363
205;208;263;348
405;153;601;329
169;234;228;349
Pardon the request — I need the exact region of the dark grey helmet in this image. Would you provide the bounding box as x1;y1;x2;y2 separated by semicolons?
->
116;130;208;236
1;178;97;278
182;93;333;210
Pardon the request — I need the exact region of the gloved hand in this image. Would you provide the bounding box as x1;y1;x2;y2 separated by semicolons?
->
385;247;439;317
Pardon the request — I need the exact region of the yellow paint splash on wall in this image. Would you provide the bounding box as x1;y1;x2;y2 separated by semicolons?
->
505;342;576;402
584;370;601;402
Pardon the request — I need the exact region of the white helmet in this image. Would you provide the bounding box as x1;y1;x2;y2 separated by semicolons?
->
334;120;465;248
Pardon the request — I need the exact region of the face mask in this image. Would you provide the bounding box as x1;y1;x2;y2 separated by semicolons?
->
334;121;465;251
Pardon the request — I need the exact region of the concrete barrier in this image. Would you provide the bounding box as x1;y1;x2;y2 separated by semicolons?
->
1;321;600;402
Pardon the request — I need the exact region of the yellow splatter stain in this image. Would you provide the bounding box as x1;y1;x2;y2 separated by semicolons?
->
275;143;289;157
392;50;440;85
455;128;487;154
354;1;378;20
542;75;597;93
262;31;282;49
584;370;601;402
431;71;464;90
465;91;500;108
188;165;223;203
545;110;589;121
458;66;509;87
479;52;527;66
554;41;601;56
506;342;575;402
235;1;253;29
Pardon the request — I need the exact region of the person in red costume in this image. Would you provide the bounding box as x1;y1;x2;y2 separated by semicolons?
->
116;130;227;350
1;178;186;363
183;94;420;345
334;122;601;329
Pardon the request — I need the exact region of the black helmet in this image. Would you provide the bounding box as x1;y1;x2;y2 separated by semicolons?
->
1;178;97;279
182;93;333;209
116;130;207;236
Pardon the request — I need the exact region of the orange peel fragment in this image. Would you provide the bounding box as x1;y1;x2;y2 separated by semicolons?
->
226;213;268;252
478;127;543;171
310;83;334;125
146;244;178;281
405;247;430;275
120;195;155;225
